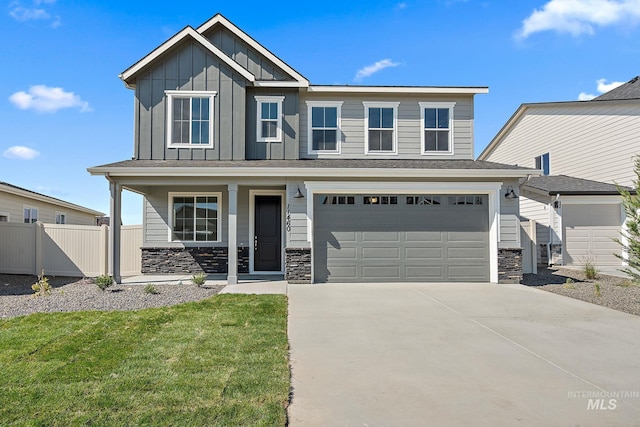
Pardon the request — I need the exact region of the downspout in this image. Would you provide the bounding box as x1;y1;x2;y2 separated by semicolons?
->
547;193;560;266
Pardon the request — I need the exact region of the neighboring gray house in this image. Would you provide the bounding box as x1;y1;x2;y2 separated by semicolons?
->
0;181;103;225
478;76;640;267
89;13;532;284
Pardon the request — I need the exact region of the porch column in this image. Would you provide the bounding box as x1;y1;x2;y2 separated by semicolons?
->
227;183;238;285
109;180;122;283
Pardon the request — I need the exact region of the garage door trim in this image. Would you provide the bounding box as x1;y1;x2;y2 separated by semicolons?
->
304;181;503;283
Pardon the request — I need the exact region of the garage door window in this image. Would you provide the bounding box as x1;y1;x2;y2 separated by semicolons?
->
406;195;441;205
322;195;355;205
449;195;484;205
363;195;398;205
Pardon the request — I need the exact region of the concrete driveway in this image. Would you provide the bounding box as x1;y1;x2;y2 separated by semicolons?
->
287;283;640;426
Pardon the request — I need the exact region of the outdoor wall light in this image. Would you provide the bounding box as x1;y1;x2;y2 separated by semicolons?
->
293;187;305;199
504;185;518;199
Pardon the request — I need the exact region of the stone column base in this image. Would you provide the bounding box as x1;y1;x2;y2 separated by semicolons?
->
285;248;312;284
498;248;523;284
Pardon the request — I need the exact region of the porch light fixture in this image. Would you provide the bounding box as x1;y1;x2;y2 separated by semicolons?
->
293;186;305;199
504;185;518;199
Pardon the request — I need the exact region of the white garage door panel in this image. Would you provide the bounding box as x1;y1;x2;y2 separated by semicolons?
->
314;194;489;282
563;203;622;266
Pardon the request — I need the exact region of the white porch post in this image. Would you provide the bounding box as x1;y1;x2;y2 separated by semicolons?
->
227;183;238;285
109;180;122;283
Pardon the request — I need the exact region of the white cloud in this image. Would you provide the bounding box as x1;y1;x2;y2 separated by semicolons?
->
9;0;60;27
578;92;596;100
397;2;407;9
576;77;625;99
354;59;401;82
9;85;92;113
3;146;40;160
516;0;640;39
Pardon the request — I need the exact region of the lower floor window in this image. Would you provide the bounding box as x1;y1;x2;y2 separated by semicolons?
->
24;207;38;223
171;195;220;242
55;213;66;224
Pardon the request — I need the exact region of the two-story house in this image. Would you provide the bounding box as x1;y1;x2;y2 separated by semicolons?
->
478;77;639;268
89;14;532;284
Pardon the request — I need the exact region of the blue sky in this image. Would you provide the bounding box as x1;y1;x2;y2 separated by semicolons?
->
2;0;639;224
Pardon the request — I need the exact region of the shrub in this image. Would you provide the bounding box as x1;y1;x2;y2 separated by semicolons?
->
31;271;51;297
565;278;575;284
144;284;159;294
584;262;598;280
95;275;114;291
594;283;601;298
191;273;207;287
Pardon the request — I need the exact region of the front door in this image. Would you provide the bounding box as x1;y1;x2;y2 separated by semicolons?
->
254;195;282;271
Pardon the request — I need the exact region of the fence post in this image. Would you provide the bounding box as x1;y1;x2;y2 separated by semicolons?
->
100;224;109;276
34;221;44;276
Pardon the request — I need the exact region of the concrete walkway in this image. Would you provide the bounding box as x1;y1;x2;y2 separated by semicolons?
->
121;275;288;294
287;282;640;426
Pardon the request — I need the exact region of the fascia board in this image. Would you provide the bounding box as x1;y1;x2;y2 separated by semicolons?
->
307;86;489;94
119;27;255;86
0;186;104;216
88;166;532;179
196;14;309;86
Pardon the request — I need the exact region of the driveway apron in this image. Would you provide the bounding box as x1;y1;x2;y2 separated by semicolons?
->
287;282;640;426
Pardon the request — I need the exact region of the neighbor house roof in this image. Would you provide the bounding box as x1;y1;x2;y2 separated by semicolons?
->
0;181;104;216
522;175;632;196
593;76;640;101
88;159;534;179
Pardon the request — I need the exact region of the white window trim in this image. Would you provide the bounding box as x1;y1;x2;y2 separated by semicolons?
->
419;102;455;156
165;90;216;149
23;205;38;223
167;192;222;243
55;211;66;224
0;211;9;222
255;96;285;143
363;101;399;155
306;101;343;154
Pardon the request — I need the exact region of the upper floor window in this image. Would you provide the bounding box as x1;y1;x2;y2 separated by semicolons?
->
255;96;284;142
169;193;221;242
535;153;550;175
55;212;66;224
166;91;216;148
24;207;38;223
419;102;455;155
363;102;399;154
306;101;343;153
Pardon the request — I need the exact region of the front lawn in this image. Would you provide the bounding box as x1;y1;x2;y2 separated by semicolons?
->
0;294;289;426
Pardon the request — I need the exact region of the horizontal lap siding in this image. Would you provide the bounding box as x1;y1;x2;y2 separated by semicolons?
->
499;179;521;247
299;94;475;159
0;192;97;225
135;40;246;161
485;104;640;187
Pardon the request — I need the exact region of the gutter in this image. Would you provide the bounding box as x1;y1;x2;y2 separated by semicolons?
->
547;193;560;266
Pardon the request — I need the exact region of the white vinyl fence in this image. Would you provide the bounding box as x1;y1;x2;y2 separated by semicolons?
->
0;222;142;277
520;220;537;275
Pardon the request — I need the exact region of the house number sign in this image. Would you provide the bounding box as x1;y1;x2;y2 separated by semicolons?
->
286;204;291;232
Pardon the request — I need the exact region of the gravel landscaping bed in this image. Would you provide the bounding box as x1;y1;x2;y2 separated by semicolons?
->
522;267;640;316
0;274;224;319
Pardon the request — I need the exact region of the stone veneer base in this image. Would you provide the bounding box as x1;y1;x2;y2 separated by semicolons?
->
498;248;523;284
285;248;312;284
141;247;249;274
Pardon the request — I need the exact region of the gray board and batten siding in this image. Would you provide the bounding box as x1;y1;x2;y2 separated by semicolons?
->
134;40;247;161
299;93;475;160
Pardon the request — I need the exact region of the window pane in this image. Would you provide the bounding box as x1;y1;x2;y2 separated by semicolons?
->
192;98;201;120
381;108;393;128
201;98;209;119
324;107;337;127
437;108;449;129
425;131;437;151
200;122;209;144
369;108;381;128
369;130;381;151
380;130;393;151
437;131;449;151
192;121;201;144
324;129;337;144
181;122;189;144
269;102;278;119
261;102;270;120
312;129;324;150
425;108;436;129
312;107;324;128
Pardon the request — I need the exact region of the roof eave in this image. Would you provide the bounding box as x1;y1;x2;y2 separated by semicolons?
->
308;85;489;95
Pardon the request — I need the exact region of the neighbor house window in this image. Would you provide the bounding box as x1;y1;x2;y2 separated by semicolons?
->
535;153;550;175
420;102;455;154
166;91;216;148
363;102;399;154
255;96;284;142
169;193;221;242
0;212;8;222
55;212;66;224
24;207;38;223
306;101;343;153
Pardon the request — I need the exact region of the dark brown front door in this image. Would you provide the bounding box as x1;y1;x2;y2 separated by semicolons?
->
254;195;282;271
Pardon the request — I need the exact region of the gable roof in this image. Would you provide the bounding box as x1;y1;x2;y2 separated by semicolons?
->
119;26;256;88
196;14;309;86
522;175;632;196
593;76;640;101
0;181;104;216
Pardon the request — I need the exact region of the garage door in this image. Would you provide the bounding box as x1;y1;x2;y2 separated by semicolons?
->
314;194;489;282
563;204;622;266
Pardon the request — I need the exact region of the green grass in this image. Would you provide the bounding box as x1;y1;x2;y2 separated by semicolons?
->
0;294;289;426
